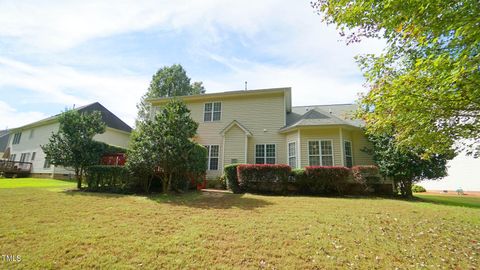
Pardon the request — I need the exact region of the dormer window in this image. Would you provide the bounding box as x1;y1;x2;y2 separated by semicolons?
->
204;102;221;122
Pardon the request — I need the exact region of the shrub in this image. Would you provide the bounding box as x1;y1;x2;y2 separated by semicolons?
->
224;164;241;193
302;166;350;195
351;165;381;192
412;184;427;193
237;164;291;194
85;165;131;192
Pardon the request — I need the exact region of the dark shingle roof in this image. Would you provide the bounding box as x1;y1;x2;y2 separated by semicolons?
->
283;104;364;131
12;102;132;133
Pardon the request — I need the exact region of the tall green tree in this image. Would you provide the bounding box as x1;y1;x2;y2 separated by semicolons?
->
41;110;106;189
366;133;453;197
127;99;199;193
312;0;480;157
136;64;205;124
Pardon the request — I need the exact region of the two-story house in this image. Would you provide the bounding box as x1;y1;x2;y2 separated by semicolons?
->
6;102;132;179
149;87;375;180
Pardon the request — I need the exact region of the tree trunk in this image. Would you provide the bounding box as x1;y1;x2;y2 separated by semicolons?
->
404;180;413;198
75;168;82;189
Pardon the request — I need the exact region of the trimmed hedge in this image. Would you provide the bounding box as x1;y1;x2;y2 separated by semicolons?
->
237;164;291;194
85;165;131;192
351;165;381;192
298;166;350;195
224;164;241;193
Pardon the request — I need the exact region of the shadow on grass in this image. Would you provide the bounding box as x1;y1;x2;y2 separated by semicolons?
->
61;189;128;199
147;191;274;210
412;195;480;209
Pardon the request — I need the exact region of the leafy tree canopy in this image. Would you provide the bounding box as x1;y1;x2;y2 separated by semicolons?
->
128;99;201;193
366;133;454;197
136;64;205;124
312;0;480;156
41;109;106;189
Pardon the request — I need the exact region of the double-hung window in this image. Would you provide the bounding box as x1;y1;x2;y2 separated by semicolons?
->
20;153;30;162
255;144;276;164
12;132;22;144
204;102;221;122
288;142;296;168
205;145;219;170
308;140;333;166
10;154;16;161
344;140;353;168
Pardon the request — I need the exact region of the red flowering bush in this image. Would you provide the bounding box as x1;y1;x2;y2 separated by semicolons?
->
351;165;381;191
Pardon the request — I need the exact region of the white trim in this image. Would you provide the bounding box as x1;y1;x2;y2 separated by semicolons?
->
307;139;335;166
202;101;222;123
287;141;297;168
244;135;248;163
339;127;344;166
298;129;301;168
254;143;277;164
219;120;252;136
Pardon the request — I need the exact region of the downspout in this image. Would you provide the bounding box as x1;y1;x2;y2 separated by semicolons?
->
339;127;344;166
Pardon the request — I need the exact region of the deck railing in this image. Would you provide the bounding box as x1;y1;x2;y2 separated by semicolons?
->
0;160;33;175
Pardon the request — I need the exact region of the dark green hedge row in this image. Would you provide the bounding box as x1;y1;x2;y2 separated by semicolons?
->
236;164;292;194
85;165;132;192
224;164;241;193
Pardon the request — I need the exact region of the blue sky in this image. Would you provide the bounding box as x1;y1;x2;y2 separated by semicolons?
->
0;0;478;190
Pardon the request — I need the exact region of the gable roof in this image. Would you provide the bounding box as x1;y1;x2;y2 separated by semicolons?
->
220;120;252;137
281;104;364;132
10;102;132;133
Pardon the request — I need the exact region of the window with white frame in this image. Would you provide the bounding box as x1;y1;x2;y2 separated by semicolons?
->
10;154;16;161
288;142;296;168
203;102;221;122
308;140;333;166
12;132;22;144
43;159;51;169
29;129;34;139
255;144;276;164
31;152;36;161
19;153;30;162
205;145;219;170
344;140;353;168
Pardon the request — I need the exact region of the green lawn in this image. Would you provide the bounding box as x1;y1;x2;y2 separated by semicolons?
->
415;193;480;209
0;179;479;269
0;178;75;189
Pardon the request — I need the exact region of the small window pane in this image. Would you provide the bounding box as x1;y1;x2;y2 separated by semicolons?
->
204;112;212;122
204;103;213;112
255;158;265;164
255;145;265;158
289;157;296;168
210;145;219;157
309;141;319;155
346;157;353;168
213;102;221;111
266;144;275;157
309;156;320;166
344;141;352;156
266;158;275;164
212;111;221;121
322;156;333;166
321;141;332;155
210;158;219;170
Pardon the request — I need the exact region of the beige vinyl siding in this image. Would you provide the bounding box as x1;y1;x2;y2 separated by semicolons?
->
93;127;131;149
352;131;375;165
299;127;342;167
223;125;246;166
170;92;287;178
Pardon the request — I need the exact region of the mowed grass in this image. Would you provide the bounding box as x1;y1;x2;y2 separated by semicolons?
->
0;179;479;269
415;193;480;209
0;178;75;189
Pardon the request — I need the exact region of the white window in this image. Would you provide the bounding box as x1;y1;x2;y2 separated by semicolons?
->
205;145;219;170
308;140;334;166
19;153;30;162
10;154;16;161
204;102;221;122
12;132;22;144
344;140;353;168
31;152;36;161
29;129;34;139
43;159;51;169
255;144;276;164
288;142;296;168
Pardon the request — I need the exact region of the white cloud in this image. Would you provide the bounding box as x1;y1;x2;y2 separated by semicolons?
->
0;57;148;126
0;101;47;129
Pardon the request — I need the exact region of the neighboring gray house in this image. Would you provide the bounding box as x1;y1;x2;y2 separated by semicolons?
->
0;129;10;158
6;102;132;179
